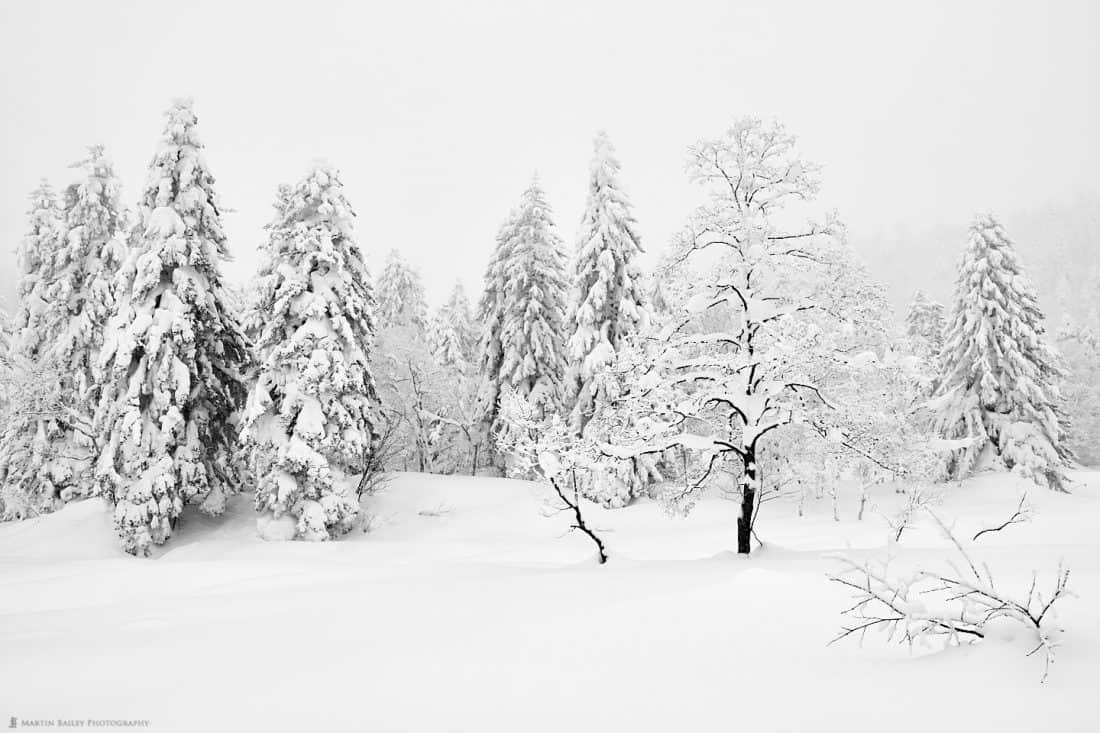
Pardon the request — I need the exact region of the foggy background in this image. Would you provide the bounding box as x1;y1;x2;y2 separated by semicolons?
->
1;0;1096;316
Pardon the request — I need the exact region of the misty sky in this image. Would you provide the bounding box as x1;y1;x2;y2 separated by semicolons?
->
1;0;1096;308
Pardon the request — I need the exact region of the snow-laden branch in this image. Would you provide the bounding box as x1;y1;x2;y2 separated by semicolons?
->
829;505;1074;682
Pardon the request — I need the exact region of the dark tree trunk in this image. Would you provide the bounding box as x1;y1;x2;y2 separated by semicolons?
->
737;450;756;555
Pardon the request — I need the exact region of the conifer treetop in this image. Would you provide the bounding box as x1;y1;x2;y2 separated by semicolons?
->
375;248;428;331
11;180;62;359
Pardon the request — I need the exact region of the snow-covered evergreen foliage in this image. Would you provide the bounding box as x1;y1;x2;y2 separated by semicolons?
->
47;148;130;498
372;252;455;472
374;326;451;473
905;289;946;360
0;354;73;520
1;152;128;515
566;131;649;435
8;181;62;359
0;181;69;518
931;214;1070;491
422;281;481;472
475;179;569;466
902;289;948;396
52;147;128;398
375;249;429;331
95;100;251;555
432;281;478;372
242;163;381;541
1055;314;1100;466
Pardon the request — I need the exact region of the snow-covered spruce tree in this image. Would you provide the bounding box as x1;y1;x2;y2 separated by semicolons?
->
0;181;68;519
932;214;1070;491
903;289;948;397
1;153;128;515
372;251;452;472
567;131;649;435
432;281;478;372
905;289;946;361
8;181;62;360
41;147;129;499
95;99;251;555
426;281;481;473
1056;314;1100;466
241;164;381;540
936;216;1072;481
475;179;569;471
473;213;517;460
374;249;429;331
53;147;128;392
240;185;293;344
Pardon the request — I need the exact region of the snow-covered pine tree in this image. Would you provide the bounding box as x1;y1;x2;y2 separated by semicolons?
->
566;131;649;435
42;147;129;498
242;163;381;540
932;213;1071;491
1056;313;1100;466
8;181;62;360
0;181;66;519
494;180;569;408
475;179;569;468
375;249;429;331
241;184;293;344
905;289;946;360
903;289;948;396
424;281;481;473
95;99;252;555
431;281;477;372
473;213;518;453
372;250;446;471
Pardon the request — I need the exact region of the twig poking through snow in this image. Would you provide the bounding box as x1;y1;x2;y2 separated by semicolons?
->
972;493;1033;542
550;474;608;565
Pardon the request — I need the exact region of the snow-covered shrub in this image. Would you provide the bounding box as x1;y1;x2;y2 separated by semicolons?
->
829;505;1073;682
0;353;89;519
242;162;381;541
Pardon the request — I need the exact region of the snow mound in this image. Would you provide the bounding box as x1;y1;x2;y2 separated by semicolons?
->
0;471;1096;732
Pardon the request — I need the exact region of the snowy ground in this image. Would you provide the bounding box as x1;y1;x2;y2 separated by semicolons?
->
1;471;1097;732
